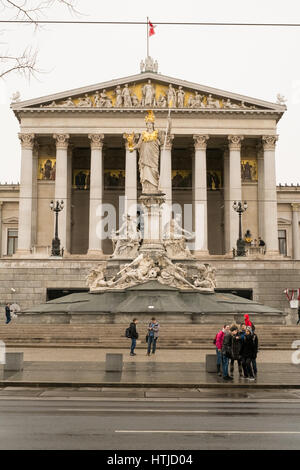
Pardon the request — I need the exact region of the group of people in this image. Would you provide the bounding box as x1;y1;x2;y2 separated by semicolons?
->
215;314;259;381
127;317;160;357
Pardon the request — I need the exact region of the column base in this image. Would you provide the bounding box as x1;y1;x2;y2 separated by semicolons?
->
86;249;104;258
13;249;32;258
193;250;210;258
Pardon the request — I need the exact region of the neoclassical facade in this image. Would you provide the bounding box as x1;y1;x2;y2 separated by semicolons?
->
7;63;300;260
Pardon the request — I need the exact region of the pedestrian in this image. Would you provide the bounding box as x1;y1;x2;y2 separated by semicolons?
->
5;303;11;324
128;318;139;356
244;314;255;331
215;324;229;377
147;317;160;356
251;329;259;377
297;306;300;325
230;325;243;377
240;326;256;380
258;237;266;254
221;325;234;381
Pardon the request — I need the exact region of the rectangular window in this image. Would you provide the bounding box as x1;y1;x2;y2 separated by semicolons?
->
7;229;18;256
278;229;287;256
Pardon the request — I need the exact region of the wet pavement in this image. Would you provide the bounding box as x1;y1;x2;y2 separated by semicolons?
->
0;361;299;388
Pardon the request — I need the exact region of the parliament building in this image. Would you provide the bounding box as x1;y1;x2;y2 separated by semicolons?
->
1;59;300;315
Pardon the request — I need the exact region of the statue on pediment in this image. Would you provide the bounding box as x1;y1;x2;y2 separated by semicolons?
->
115;85;123;107
142;80;156;107
122;84;132;107
93;91;101;107
77;93;93;107
176;86;185;108
131;93;140;107
157;93;167;108
207;94;221;108
167;84;176;107
59;97;75;107
140;59;145;73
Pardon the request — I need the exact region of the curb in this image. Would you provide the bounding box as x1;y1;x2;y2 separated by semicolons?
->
0;381;299;389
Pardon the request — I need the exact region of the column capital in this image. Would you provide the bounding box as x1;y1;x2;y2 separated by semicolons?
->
161;132;174;150
53;133;70;149
88;134;104;150
228;135;244;150
18;133;35;150
291;203;300;212
193;134;209;150
262;135;278;150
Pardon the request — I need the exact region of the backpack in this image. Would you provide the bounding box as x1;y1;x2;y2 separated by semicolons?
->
125;326;131;338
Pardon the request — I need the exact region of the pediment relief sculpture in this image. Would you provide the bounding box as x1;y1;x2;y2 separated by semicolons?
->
40;80;261;110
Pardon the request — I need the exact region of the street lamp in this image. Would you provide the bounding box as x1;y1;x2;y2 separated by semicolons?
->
232;200;248;257
50;200;64;257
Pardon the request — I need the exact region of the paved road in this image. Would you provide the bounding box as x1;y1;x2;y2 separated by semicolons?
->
0;389;300;449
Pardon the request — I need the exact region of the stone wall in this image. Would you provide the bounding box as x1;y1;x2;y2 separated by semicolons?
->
0;258;299;313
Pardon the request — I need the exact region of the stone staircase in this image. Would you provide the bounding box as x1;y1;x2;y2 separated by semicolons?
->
0;324;298;350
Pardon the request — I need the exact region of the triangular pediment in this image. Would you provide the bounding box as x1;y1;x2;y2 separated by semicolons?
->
11;71;286;115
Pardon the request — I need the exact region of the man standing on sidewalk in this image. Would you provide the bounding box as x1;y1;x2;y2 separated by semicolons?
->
147;317;160;356
129;318;139;356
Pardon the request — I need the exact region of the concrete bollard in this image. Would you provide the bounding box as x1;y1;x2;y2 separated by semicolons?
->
5;352;24;371
105;353;123;372
205;354;217;373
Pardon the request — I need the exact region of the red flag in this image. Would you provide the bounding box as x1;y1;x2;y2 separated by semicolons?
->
148;20;156;37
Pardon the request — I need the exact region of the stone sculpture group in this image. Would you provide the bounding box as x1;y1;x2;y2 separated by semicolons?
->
43;81;256;110
86;110;217;294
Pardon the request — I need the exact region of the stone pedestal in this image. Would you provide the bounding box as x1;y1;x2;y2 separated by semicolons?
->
139;193;166;253
205;354;217;373
5;352;24;371
105;353;123;372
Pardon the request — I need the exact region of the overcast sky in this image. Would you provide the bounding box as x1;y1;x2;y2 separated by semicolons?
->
1;0;300;184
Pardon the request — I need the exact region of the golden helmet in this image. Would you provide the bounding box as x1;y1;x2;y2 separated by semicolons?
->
145;110;155;123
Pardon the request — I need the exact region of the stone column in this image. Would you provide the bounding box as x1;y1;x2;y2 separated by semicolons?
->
291;203;300;260
53;134;70;253
0;201;3;258
228;135;244;253
193;135;209;255
160;133;174;234
257;145;265;240
223;148;230;253
88;134;104;255
16;133;35;255
123;137;137;218
262;135;279;255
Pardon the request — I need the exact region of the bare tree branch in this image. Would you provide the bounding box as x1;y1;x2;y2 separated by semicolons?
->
0;0;79;79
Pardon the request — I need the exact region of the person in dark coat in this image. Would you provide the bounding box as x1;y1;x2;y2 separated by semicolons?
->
240;327;256;380
230;326;243;377
5;303;11;324
221;328;234;381
251;330;259;376
297;306;300;325
129;318;139;356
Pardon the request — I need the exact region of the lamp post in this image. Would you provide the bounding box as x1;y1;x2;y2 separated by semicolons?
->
232;200;248;257
50;200;64;257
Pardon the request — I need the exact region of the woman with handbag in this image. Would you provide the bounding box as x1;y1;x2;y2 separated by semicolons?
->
147;317;160;356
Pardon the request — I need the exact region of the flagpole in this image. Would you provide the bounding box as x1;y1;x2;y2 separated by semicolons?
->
147;16;149;57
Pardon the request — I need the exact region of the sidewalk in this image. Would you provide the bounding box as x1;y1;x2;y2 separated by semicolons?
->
1;348;299;389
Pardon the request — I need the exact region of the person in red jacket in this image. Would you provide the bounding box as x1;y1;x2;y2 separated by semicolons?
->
244;314;255;330
215;324;230;376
